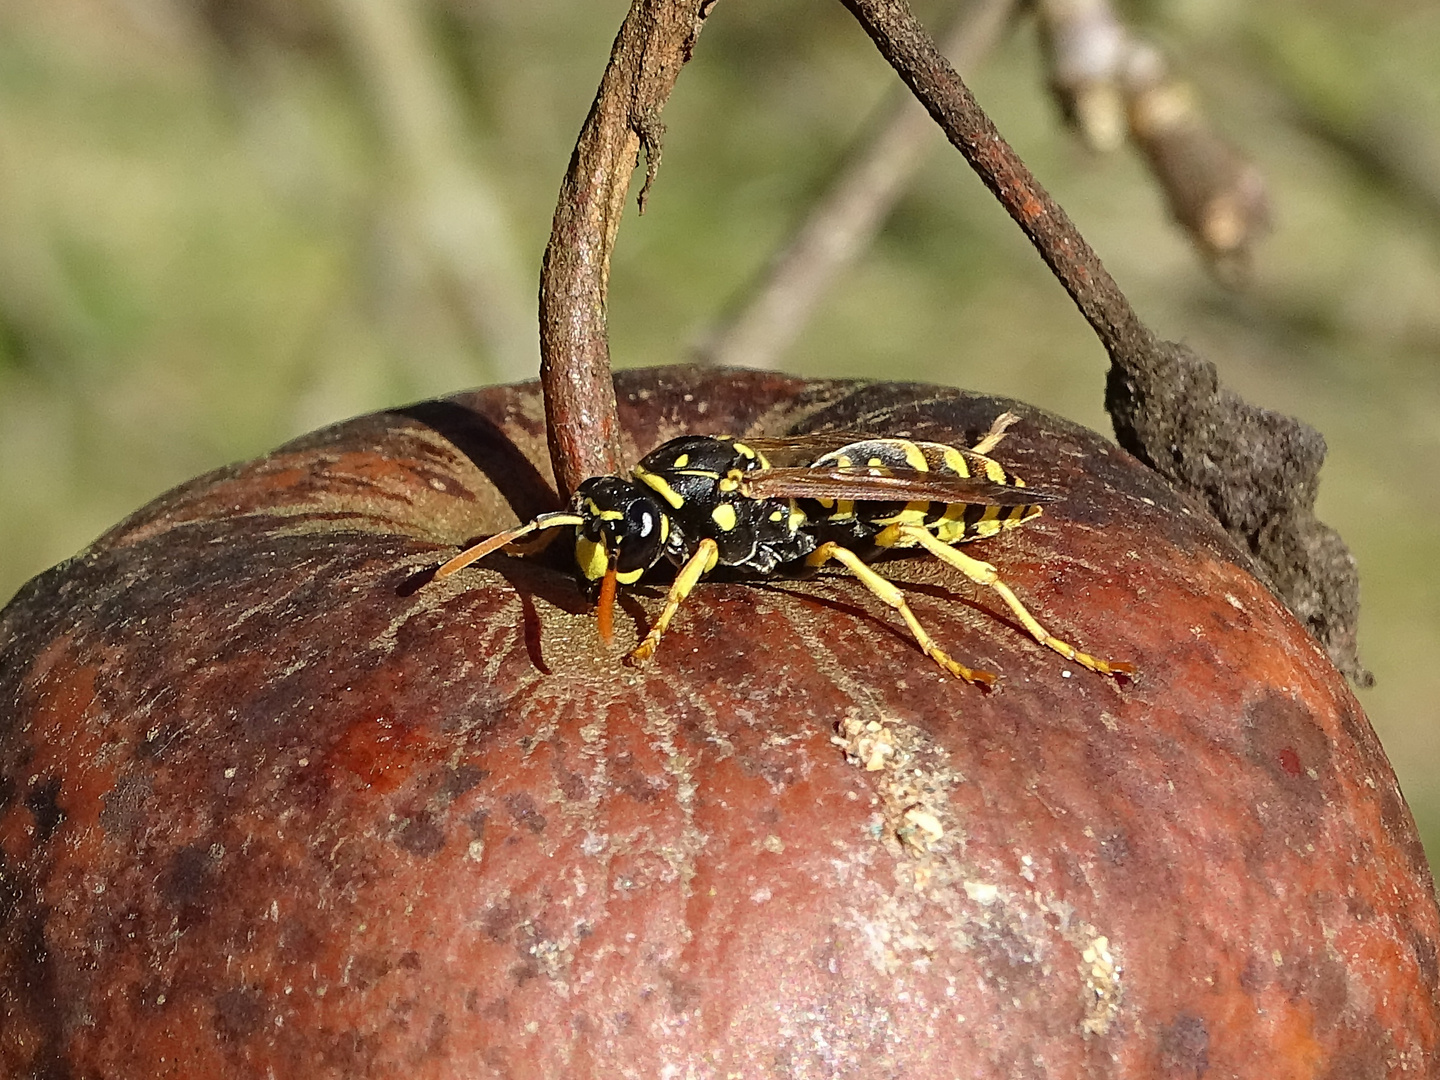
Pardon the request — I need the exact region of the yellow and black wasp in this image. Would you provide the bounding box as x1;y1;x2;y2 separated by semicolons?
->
434;413;1133;686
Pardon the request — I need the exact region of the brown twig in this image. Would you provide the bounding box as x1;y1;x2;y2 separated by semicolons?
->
1123;44;1270;275
837;0;1152;361
1035;0;1129;151
694;0;1018;370
538;0;717;497
838;0;1368;682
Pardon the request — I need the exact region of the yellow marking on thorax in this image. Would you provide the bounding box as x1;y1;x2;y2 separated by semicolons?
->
633;466;686;509
711;502;738;531
732;441;771;470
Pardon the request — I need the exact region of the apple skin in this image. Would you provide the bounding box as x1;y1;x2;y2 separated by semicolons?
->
2;366;1437;1079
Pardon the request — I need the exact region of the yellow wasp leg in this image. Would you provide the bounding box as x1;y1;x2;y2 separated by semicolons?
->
895;525;1135;679
969;411;1021;456
627;538;720;666
807;542;996;687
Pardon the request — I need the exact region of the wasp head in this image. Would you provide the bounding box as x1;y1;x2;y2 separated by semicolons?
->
572;477;671;585
572;477;673;646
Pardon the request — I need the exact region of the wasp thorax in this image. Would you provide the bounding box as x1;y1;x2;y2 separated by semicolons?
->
573;477;673;583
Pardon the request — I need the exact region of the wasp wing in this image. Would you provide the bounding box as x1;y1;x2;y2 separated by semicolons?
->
741;432;984;469
737;433;885;467
740;467;1056;506
738;425;1023;466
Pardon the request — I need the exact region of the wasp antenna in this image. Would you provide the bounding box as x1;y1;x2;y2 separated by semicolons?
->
596;558;619;645
434;512;584;579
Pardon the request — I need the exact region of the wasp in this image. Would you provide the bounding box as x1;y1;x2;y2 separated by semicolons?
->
433;413;1133;686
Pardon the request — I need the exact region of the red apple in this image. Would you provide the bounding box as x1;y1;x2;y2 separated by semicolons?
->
2;367;1436;1078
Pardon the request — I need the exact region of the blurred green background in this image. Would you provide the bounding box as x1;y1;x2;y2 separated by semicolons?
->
1;0;1436;858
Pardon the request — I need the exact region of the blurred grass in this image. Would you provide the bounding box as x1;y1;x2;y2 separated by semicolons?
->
1;0;1437;859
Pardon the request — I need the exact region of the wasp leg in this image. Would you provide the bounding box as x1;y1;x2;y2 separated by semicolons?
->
896;525;1135;680
806;542;996;687
627;538;720;667
969;411;1021;456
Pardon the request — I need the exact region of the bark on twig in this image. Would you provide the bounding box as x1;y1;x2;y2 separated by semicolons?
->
838;0;1368;682
539;0;717;497
695;0;1017;371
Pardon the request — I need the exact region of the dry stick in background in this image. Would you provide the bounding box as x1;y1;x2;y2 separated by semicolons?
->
838;0;1368;682
695;0;1018;371
538;0;718;497
700;0;1268;376
1034;0;1270;272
